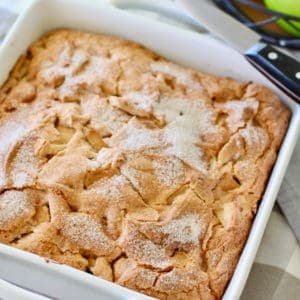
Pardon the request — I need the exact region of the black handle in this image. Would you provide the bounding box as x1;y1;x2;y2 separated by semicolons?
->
245;44;300;103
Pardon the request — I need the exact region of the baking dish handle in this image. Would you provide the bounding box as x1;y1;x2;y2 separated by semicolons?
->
109;0;206;32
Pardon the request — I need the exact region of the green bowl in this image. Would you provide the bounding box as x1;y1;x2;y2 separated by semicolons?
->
264;0;300;37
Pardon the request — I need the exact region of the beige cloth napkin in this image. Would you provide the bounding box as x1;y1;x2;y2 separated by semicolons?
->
0;1;299;299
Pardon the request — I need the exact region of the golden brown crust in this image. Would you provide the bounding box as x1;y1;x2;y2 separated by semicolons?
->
0;29;290;299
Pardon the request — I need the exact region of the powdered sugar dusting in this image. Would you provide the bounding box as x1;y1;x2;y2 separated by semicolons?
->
0;190;35;230
150;61;203;91
89;174;128;199
240;125;268;147
221;98;259;131
127;237;171;269
161;214;204;246
137;269;157;289
153;157;185;188
138;239;171;269
111;120;163;151
109;96;221;173
124;222;171;269
120;158;143;194
0;119;27;186
109;91;155;115
124;91;154;111
153;96;220;173
156;266;199;291
12;173;34;188
11;140;39;187
62;213;112;254
224;98;259;115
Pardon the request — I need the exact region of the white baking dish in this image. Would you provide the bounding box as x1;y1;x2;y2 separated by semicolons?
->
0;0;299;299
0;278;49;300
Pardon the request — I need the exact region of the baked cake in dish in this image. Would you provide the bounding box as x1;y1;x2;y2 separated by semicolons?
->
0;30;289;299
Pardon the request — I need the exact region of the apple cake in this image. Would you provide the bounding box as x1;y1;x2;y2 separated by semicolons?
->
0;30;290;299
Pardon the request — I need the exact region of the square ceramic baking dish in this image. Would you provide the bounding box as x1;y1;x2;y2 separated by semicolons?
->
0;0;299;299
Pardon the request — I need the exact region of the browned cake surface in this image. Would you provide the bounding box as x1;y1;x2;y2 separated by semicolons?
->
0;30;290;299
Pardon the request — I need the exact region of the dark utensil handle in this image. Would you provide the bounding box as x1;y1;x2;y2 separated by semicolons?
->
245;43;300;103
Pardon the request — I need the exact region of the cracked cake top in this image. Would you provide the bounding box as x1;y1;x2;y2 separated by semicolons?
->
0;30;289;299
